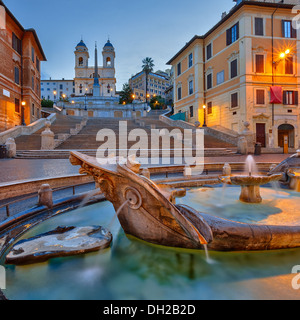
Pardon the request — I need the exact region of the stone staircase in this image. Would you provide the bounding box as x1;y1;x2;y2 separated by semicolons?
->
15;111;237;159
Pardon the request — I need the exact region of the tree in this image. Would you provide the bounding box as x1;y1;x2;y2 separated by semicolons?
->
150;95;166;109
142;57;154;104
41;98;54;108
119;83;134;105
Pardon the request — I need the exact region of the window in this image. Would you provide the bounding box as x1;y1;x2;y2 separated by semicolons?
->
79;57;83;66
231;92;238;108
206;44;212;60
282;20;296;38
230;59;238;79
207;102;212;115
256;89;265;105
188;53;193;68
217;70;224;85
189;80;193;95
14;67;20;85
36;57;40;72
177;63;181;76
12;33;22;55
15;98;20;113
31;47;35;62
189;106;194;118
285;56;294;75
226;22;239;46
60;84;63;90
207;73;212;90
32;76;34;90
255;55;264;73
255;18;264;36
283;91;298;105
177;87;182;100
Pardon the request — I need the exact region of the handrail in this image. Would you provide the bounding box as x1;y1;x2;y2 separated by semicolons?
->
0;181;95;218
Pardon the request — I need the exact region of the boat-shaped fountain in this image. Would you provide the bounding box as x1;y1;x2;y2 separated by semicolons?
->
69;151;300;252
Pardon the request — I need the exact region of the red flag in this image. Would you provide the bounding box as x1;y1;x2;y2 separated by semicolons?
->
270;86;283;104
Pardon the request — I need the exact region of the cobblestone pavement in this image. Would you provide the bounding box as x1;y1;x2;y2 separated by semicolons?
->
0;154;291;184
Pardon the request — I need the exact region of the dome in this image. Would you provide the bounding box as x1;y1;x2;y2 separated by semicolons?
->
104;39;114;48
76;40;87;48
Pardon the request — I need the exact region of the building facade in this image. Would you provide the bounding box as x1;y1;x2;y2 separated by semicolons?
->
167;0;300;149
129;70;171;102
41;79;75;101
0;0;46;132
74;39;117;97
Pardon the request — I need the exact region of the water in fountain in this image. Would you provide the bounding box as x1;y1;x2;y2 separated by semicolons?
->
245;155;259;177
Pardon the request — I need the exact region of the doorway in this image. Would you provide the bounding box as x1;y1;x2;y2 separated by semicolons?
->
256;123;266;147
278;124;295;148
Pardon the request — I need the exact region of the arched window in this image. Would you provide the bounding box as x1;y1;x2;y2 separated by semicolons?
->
106;57;111;67
78;57;83;66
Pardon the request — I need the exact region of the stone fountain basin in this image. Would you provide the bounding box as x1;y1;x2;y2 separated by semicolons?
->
5;226;112;265
230;174;282;186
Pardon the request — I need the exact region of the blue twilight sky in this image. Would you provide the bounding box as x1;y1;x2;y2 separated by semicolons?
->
5;0;234;90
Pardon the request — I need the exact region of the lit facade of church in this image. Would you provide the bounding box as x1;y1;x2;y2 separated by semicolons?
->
74;39;117;97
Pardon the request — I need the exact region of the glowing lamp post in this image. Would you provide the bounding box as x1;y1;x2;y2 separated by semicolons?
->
21;101;26;125
203;105;207;127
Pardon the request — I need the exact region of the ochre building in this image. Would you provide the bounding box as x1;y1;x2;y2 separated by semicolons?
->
167;0;300;149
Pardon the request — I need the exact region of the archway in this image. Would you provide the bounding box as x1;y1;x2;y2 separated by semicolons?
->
278;124;295;148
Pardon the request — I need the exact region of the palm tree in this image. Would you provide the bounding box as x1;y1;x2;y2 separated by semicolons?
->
142;57;154;104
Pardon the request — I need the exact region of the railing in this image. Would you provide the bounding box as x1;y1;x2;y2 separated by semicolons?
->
0;181;94;218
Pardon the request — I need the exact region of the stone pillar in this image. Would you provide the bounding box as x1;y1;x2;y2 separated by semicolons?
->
41;121;55;150
5;138;16;158
238;121;255;154
38;184;53;208
223;163;231;176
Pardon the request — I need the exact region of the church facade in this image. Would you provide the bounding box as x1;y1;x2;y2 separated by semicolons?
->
41;39;117;100
74;39;117;97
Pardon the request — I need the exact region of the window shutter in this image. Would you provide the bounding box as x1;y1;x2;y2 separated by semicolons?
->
255;18;263;36
226;29;231;46
292;25;297;38
283;91;287;105
294;91;299;105
236;22;239;40
282;20;285;37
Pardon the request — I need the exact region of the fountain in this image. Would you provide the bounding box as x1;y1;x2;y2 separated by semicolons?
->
220;156;282;203
68;151;300;251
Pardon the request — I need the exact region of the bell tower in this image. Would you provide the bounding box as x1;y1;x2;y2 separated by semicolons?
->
102;39;115;68
74;39;89;70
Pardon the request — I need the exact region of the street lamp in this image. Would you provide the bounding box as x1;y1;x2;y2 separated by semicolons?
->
132;94;136;111
53;90;57;107
21;101;26;125
85;88;88;111
202;105;207;127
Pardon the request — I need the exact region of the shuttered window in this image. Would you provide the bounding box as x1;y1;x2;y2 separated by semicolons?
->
231;59;238;79
283;91;298;105
207;73;212;90
226;22;239;46
207;102;213;114
256;89;265;105
285;56;294;75
12;33;22;55
282;20;297;38
206;44;212;60
255;55;264;73
255;18;264;36
231;92;238;108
